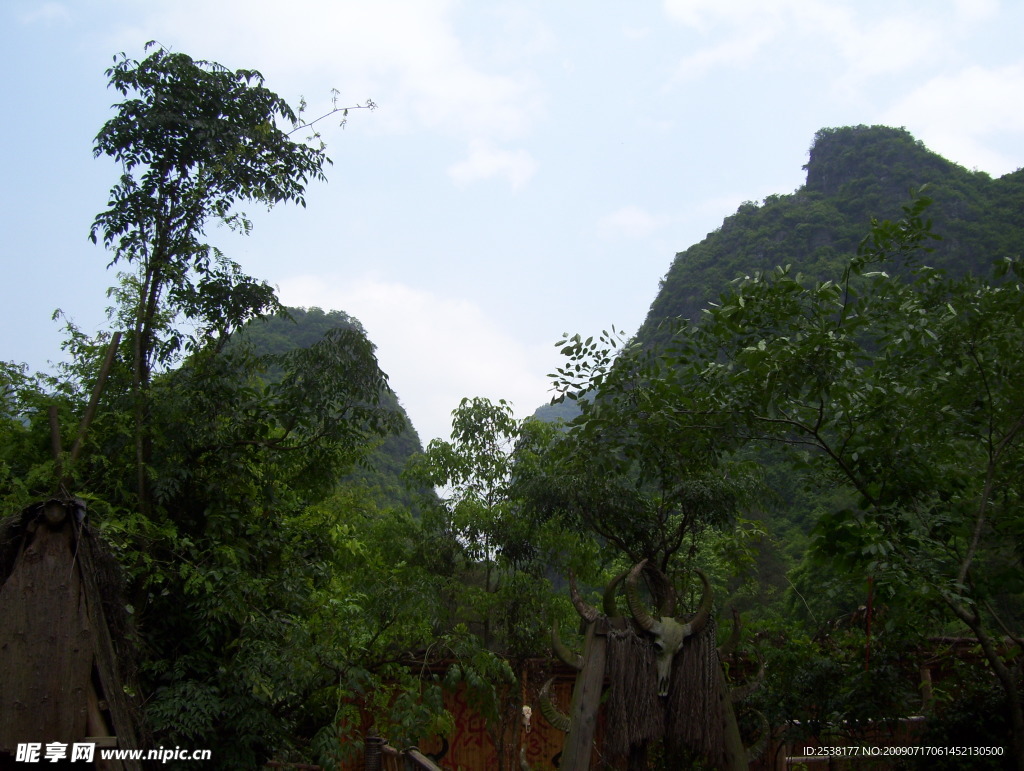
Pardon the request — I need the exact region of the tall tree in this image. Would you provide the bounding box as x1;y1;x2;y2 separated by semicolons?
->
33;43;406;764
89;42;359;510
406;398;581;770
408;398;545;654
542;329;760;575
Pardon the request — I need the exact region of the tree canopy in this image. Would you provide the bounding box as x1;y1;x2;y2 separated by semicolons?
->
548;191;1024;767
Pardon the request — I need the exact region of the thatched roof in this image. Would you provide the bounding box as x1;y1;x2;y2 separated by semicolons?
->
0;499;145;767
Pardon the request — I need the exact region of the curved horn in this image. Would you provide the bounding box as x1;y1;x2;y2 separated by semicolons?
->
684;568;712;634
426;737;449;763
519;746;532;771
625;560;658;632
745;709;770;763
731;656;766;704
602;570;628;618
551;617;583;671
568;571;600;623
539;678;571;733
718;608;742;658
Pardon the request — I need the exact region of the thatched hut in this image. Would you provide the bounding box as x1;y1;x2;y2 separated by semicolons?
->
0;498;144;769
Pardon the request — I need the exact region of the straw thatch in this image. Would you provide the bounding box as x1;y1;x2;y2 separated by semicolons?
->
0;499;145;766
663;617;724;768
602;616;726;767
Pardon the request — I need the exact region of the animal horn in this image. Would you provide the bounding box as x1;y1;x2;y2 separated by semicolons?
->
602;569;628;618
519;746;533;771
568;571;600;623
426;737;449;763
718;608;742;658
684;568;712;634
539;678;571;733
625;560;658;632
745;709;770;763
731;656;766;704
551;617;583;671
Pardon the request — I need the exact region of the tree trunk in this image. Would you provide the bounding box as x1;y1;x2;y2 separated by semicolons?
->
560;620;608;771
949;600;1024;771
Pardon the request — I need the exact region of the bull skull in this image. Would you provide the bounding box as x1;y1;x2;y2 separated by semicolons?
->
625;560;712;697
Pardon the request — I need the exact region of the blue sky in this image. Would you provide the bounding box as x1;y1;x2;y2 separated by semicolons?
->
2;0;1023;445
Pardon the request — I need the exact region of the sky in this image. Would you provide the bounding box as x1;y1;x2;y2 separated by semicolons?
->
2;0;1023;446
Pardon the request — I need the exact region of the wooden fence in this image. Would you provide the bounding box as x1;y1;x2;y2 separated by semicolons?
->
318;638;1013;770
338;665;578;771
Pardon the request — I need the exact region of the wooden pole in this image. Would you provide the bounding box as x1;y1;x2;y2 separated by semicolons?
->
560;618;608;771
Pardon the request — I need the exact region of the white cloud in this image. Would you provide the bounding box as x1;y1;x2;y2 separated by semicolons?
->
117;0;542;143
277;274;551;444
953;0;999;23
882;64;1024;175
20;2;71;25
476;6;557;65
672;27;775;80
599;206;664;238
663;0;791;33
663;0;941;87
447;140;538;189
663;0;824;83
661;0;1022;177
830;14;940;82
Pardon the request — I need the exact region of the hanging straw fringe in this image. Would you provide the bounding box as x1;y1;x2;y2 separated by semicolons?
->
665;617;724;767
604;625;663;760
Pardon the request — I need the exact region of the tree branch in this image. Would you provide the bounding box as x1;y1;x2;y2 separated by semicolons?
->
288;99;377;137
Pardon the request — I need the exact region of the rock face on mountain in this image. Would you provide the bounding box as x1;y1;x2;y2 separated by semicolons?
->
635;125;1024;347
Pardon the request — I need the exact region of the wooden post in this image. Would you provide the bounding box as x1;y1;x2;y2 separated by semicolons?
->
920;665;934;713
363;734;383;771
559;618;608;771
0;514;91;751
718;663;752;771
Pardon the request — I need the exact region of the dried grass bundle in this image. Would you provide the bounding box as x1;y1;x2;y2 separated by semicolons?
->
603;625;663;760
664;618;724;767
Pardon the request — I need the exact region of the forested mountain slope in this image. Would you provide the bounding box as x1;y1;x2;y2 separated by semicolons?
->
239;306;426;508
535;124;1024;602
636;125;1024;347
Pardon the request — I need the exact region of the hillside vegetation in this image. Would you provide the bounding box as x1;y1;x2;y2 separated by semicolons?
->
5;57;1024;769
538;125;1024;766
638;125;1024;346
238;306;427;510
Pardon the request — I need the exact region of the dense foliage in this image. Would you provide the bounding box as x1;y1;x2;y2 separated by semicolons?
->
237;306;430;511
592;127;1024;766
0;45;523;770
4;46;1023;770
550;191;1024;767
